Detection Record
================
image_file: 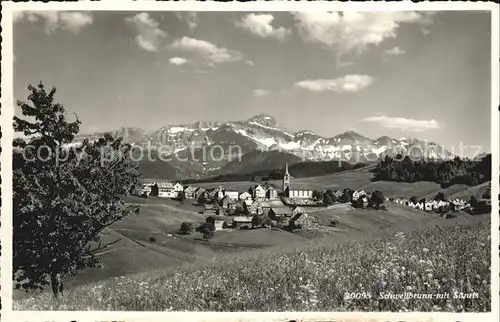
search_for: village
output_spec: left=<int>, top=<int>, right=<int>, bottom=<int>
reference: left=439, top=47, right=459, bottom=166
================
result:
left=135, top=163, right=488, bottom=235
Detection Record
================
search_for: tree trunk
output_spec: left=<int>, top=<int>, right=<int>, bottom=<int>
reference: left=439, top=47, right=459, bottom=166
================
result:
left=51, top=272, right=63, bottom=298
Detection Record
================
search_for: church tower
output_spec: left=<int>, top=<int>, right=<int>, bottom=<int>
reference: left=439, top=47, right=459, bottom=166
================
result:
left=283, top=162, right=291, bottom=196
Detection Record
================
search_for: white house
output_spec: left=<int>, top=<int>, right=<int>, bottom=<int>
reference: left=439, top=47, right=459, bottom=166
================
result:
left=250, top=185, right=266, bottom=200
left=239, top=192, right=252, bottom=200
left=208, top=188, right=225, bottom=201
left=183, top=186, right=197, bottom=199
left=266, top=187, right=278, bottom=200
left=173, top=182, right=184, bottom=192
left=224, top=190, right=239, bottom=200
left=141, top=184, right=152, bottom=196
left=158, top=182, right=178, bottom=198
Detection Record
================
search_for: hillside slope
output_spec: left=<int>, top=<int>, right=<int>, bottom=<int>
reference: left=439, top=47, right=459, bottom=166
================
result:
left=16, top=218, right=490, bottom=311
left=214, top=150, right=302, bottom=175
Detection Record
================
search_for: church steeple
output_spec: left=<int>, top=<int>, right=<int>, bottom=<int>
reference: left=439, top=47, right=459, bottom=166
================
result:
left=283, top=162, right=291, bottom=196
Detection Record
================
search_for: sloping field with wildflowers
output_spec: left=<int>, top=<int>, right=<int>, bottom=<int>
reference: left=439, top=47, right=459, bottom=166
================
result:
left=16, top=220, right=490, bottom=312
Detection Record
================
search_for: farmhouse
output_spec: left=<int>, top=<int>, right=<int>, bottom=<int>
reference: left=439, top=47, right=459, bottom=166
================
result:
left=232, top=215, right=253, bottom=228
left=194, top=187, right=207, bottom=200
left=183, top=186, right=196, bottom=199
left=248, top=201, right=264, bottom=215
left=220, top=195, right=235, bottom=209
left=239, top=191, right=252, bottom=200
left=208, top=188, right=224, bottom=201
left=258, top=201, right=272, bottom=215
left=249, top=184, right=266, bottom=200
left=334, top=190, right=344, bottom=198
left=266, top=187, right=278, bottom=200
left=352, top=190, right=367, bottom=200
left=158, top=182, right=178, bottom=198
left=211, top=216, right=229, bottom=231
left=268, top=207, right=292, bottom=219
left=140, top=184, right=152, bottom=196
left=224, top=190, right=239, bottom=200
left=291, top=213, right=319, bottom=230
left=173, top=182, right=184, bottom=192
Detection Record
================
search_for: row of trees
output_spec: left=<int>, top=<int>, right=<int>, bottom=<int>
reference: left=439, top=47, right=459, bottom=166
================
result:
left=372, top=155, right=491, bottom=187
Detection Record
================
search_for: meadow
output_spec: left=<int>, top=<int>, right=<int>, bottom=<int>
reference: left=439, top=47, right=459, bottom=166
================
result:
left=15, top=220, right=490, bottom=312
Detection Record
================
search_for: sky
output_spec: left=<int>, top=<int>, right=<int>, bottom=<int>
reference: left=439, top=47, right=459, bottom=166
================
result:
left=13, top=10, right=492, bottom=154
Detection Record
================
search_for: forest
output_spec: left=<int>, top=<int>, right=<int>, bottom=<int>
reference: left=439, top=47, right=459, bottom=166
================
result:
left=371, top=154, right=491, bottom=187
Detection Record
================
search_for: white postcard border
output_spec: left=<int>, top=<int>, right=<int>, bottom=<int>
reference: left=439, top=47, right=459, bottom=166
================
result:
left=1, top=1, right=498, bottom=322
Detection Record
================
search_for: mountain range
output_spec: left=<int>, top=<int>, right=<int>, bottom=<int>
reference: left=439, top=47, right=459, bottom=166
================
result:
left=74, top=114, right=455, bottom=179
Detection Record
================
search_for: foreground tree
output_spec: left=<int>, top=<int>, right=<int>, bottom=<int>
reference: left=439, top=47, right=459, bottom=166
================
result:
left=13, top=83, right=140, bottom=297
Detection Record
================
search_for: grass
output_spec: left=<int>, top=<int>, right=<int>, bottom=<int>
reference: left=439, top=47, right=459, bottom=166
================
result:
left=15, top=220, right=490, bottom=312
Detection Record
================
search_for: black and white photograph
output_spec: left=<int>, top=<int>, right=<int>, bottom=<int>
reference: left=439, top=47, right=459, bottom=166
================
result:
left=1, top=1, right=499, bottom=320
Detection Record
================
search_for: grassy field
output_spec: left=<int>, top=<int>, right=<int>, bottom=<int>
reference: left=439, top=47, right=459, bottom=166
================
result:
left=448, top=182, right=491, bottom=200
left=14, top=190, right=489, bottom=295
left=13, top=168, right=492, bottom=308
left=15, top=219, right=490, bottom=312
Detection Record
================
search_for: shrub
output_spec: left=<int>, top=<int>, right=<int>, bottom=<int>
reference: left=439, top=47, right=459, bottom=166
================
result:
left=251, top=215, right=263, bottom=228
left=206, top=216, right=215, bottom=226
left=434, top=192, right=445, bottom=201
left=351, top=198, right=364, bottom=209
left=180, top=222, right=194, bottom=235
left=312, top=190, right=323, bottom=201
left=201, top=223, right=215, bottom=240
left=340, top=192, right=352, bottom=203
left=149, top=184, right=159, bottom=197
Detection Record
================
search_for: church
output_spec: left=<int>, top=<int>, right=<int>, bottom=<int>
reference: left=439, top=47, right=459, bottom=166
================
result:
left=282, top=163, right=313, bottom=199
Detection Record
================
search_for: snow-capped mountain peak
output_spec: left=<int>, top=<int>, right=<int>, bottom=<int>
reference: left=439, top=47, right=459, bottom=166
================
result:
left=74, top=115, right=454, bottom=164
left=245, top=114, right=278, bottom=128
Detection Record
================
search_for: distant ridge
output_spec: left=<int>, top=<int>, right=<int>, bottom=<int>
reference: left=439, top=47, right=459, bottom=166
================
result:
left=73, top=114, right=456, bottom=179
left=75, top=114, right=454, bottom=161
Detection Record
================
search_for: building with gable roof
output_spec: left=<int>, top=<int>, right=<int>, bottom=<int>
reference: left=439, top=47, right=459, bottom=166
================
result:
left=249, top=184, right=266, bottom=200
